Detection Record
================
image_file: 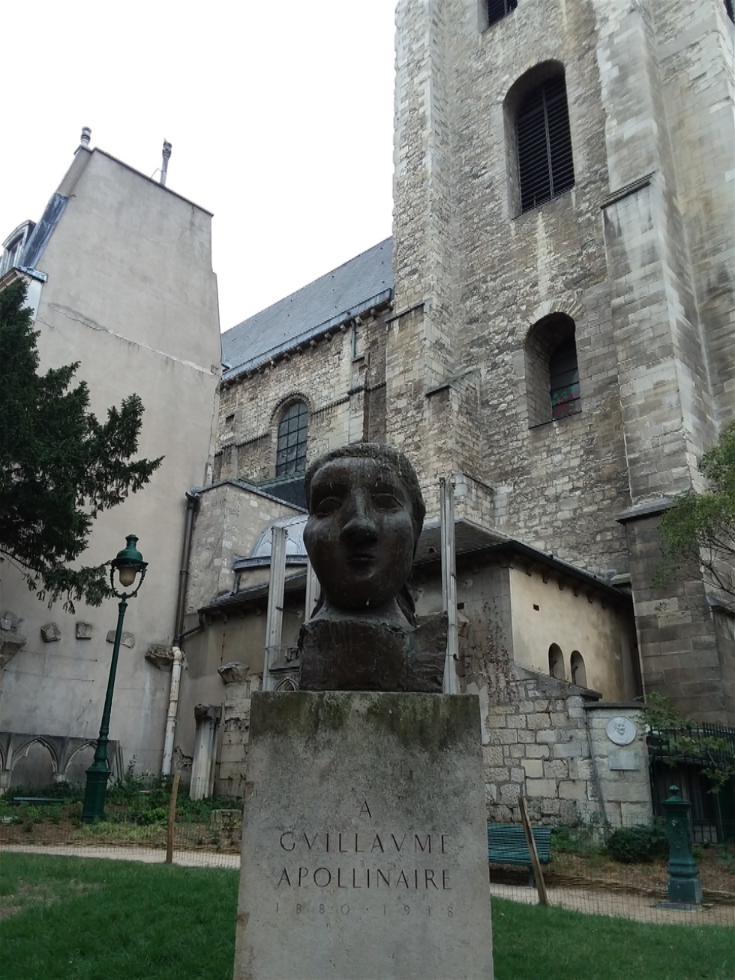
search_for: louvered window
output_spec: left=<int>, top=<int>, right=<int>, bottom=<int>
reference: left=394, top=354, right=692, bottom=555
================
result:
left=486, top=0, right=517, bottom=28
left=549, top=340, right=580, bottom=419
left=516, top=76, right=575, bottom=213
left=276, top=401, right=309, bottom=476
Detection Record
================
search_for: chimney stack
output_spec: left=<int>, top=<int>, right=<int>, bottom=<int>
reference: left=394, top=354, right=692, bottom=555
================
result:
left=160, top=140, right=172, bottom=186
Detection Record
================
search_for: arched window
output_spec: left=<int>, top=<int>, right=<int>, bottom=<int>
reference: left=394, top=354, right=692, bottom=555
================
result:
left=485, top=0, right=517, bottom=29
left=550, top=339, right=580, bottom=419
left=275, top=678, right=298, bottom=692
left=548, top=643, right=565, bottom=680
left=525, top=313, right=580, bottom=426
left=516, top=74, right=574, bottom=213
left=570, top=651, right=587, bottom=687
left=276, top=401, right=308, bottom=476
left=726, top=0, right=734, bottom=24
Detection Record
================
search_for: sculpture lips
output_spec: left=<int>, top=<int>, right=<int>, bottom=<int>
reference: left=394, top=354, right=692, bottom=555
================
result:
left=348, top=553, right=375, bottom=563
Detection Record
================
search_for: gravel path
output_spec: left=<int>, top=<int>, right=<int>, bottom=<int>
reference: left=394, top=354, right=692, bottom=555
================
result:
left=3, top=843, right=734, bottom=927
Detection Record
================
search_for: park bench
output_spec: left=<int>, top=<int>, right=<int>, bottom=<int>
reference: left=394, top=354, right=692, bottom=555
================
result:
left=9, top=797, right=70, bottom=806
left=487, top=823, right=552, bottom=885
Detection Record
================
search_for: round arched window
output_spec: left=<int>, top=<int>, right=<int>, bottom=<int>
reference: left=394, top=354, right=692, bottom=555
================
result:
left=570, top=650, right=587, bottom=688
left=548, top=643, right=565, bottom=680
left=276, top=401, right=308, bottom=476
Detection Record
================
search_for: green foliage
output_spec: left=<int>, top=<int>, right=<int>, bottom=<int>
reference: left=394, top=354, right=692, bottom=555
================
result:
left=0, top=280, right=162, bottom=611
left=645, top=693, right=735, bottom=792
left=550, top=820, right=607, bottom=857
left=655, top=420, right=735, bottom=597
left=606, top=822, right=668, bottom=864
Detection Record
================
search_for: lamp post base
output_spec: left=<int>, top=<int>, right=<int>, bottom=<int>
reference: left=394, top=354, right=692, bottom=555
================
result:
left=82, top=762, right=111, bottom=823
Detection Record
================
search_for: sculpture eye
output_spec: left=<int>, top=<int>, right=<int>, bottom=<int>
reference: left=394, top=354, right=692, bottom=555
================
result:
left=372, top=492, right=402, bottom=511
left=313, top=495, right=341, bottom=517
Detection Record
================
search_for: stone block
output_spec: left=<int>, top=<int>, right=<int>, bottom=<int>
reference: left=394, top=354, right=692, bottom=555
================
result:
left=558, top=781, right=587, bottom=801
left=521, top=759, right=543, bottom=778
left=76, top=622, right=93, bottom=640
left=500, top=782, right=522, bottom=805
left=483, top=746, right=504, bottom=767
left=235, top=692, right=494, bottom=980
left=536, top=730, right=558, bottom=744
left=526, top=713, right=552, bottom=730
left=543, top=759, right=569, bottom=779
left=525, top=778, right=557, bottom=798
left=552, top=742, right=584, bottom=759
left=41, top=623, right=61, bottom=643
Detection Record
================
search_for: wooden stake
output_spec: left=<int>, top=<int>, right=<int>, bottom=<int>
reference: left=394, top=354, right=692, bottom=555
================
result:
left=519, top=795, right=549, bottom=906
left=165, top=771, right=181, bottom=865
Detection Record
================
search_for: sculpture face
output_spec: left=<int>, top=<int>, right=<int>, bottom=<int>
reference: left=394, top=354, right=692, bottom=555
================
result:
left=303, top=455, right=416, bottom=612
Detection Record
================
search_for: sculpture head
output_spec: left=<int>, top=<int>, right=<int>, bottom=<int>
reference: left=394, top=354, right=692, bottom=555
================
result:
left=303, top=443, right=425, bottom=616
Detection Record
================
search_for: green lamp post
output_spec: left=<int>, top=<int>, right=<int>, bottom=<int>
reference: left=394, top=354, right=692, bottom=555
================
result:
left=662, top=785, right=702, bottom=905
left=82, top=535, right=147, bottom=823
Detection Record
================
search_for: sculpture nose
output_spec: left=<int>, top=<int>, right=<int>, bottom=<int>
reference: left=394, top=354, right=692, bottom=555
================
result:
left=341, top=494, right=378, bottom=545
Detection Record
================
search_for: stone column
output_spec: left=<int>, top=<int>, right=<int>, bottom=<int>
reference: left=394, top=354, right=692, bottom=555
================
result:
left=189, top=704, right=221, bottom=801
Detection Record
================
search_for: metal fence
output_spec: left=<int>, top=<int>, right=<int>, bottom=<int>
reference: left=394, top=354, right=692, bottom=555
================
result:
left=648, top=724, right=735, bottom=844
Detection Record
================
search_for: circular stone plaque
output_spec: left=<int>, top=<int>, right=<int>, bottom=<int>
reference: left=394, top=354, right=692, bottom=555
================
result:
left=606, top=716, right=637, bottom=746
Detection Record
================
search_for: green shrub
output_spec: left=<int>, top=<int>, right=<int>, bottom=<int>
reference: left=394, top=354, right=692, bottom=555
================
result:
left=606, top=822, right=668, bottom=864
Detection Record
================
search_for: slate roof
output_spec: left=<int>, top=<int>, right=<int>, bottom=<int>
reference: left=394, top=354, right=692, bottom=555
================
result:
left=221, top=238, right=393, bottom=382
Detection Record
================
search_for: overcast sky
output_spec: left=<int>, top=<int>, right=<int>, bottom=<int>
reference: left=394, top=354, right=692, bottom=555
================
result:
left=1, top=1, right=396, bottom=332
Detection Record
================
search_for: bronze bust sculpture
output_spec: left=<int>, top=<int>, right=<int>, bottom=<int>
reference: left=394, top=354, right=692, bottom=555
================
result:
left=298, top=443, right=446, bottom=692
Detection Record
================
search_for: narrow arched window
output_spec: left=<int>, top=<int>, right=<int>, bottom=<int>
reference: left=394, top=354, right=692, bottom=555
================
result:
left=485, top=0, right=517, bottom=28
left=726, top=0, right=734, bottom=24
left=570, top=651, right=587, bottom=687
left=276, top=401, right=308, bottom=476
left=549, top=339, right=580, bottom=419
left=548, top=643, right=565, bottom=680
left=525, top=313, right=581, bottom=426
left=516, top=75, right=574, bottom=213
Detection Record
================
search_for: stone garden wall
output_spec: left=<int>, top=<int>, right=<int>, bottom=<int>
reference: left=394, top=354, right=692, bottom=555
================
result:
left=484, top=666, right=651, bottom=828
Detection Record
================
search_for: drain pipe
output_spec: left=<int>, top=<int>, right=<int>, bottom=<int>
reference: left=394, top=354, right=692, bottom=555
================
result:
left=162, top=490, right=200, bottom=775
left=175, top=490, right=200, bottom=646
left=162, top=646, right=183, bottom=776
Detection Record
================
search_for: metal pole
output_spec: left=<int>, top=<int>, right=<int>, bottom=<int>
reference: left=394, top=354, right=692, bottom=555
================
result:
left=263, top=526, right=288, bottom=692
left=82, top=596, right=128, bottom=822
left=440, top=475, right=459, bottom=694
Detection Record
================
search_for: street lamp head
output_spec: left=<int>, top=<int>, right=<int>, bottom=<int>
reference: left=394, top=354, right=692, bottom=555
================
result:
left=111, top=534, right=147, bottom=596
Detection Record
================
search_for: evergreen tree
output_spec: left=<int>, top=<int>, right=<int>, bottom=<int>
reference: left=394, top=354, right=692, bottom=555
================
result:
left=0, top=280, right=162, bottom=610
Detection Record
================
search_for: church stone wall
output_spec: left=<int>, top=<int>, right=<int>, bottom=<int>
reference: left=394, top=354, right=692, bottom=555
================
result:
left=391, top=0, right=734, bottom=722
left=216, top=314, right=388, bottom=485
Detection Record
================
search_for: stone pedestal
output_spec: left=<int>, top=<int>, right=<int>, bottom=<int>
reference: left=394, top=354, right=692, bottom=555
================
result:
left=235, top=692, right=494, bottom=980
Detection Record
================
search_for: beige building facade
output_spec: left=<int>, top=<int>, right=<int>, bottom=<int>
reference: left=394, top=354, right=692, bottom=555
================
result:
left=0, top=139, right=221, bottom=785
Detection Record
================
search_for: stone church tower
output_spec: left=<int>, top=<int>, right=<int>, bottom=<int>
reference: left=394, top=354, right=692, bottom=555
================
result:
left=388, top=0, right=734, bottom=722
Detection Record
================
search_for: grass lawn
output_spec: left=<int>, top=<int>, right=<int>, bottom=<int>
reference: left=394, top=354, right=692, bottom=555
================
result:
left=0, top=853, right=733, bottom=980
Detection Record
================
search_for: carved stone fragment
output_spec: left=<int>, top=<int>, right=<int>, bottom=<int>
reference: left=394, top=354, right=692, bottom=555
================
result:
left=218, top=661, right=250, bottom=685
left=145, top=644, right=174, bottom=669
left=41, top=623, right=61, bottom=643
